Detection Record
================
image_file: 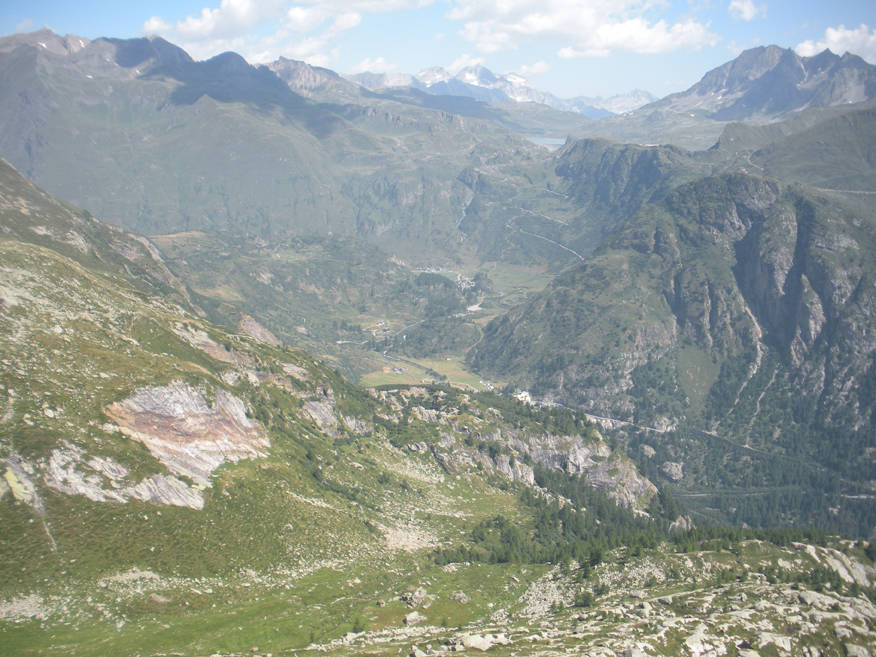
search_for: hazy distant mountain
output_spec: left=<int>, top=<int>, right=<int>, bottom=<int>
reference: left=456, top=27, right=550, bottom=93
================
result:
left=0, top=26, right=89, bottom=55
left=647, top=45, right=876, bottom=120
left=571, top=89, right=656, bottom=115
left=0, top=28, right=551, bottom=257
left=347, top=64, right=653, bottom=118
left=267, top=56, right=363, bottom=102
left=346, top=69, right=423, bottom=90
left=570, top=45, right=876, bottom=149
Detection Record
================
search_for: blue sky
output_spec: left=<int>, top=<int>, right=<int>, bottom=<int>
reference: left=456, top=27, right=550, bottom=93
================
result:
left=2, top=1, right=875, bottom=98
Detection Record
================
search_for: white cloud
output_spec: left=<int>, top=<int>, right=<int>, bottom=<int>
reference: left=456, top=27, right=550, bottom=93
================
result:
left=796, top=24, right=876, bottom=64
left=351, top=56, right=396, bottom=73
left=447, top=0, right=718, bottom=56
left=143, top=16, right=172, bottom=33
left=15, top=18, right=34, bottom=33
left=142, top=1, right=427, bottom=66
left=286, top=6, right=329, bottom=32
left=728, top=0, right=766, bottom=22
left=447, top=53, right=485, bottom=74
left=175, top=0, right=272, bottom=40
left=332, top=12, right=362, bottom=31
left=557, top=18, right=717, bottom=58
left=519, top=60, right=550, bottom=75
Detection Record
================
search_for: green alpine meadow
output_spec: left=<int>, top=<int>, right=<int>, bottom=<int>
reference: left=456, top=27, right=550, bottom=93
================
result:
left=0, top=25, right=874, bottom=657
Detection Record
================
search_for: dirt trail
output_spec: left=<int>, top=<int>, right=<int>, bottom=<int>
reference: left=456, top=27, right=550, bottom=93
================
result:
left=517, top=227, right=585, bottom=261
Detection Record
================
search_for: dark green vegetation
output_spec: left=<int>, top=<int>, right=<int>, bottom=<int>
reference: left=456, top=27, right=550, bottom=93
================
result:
left=434, top=468, right=664, bottom=566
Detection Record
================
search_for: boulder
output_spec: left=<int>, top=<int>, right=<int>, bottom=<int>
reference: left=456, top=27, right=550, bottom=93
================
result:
left=402, top=587, right=428, bottom=607
left=404, top=611, right=425, bottom=626
left=460, top=634, right=493, bottom=651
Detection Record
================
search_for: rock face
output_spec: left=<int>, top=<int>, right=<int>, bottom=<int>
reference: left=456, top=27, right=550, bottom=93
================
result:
left=525, top=434, right=656, bottom=508
left=268, top=56, right=357, bottom=98
left=651, top=45, right=876, bottom=120
left=469, top=172, right=873, bottom=460
left=660, top=461, right=684, bottom=482
left=238, top=314, right=281, bottom=346
left=3, top=454, right=45, bottom=514
left=433, top=430, right=655, bottom=510
left=42, top=442, right=205, bottom=509
left=373, top=388, right=656, bottom=511
left=105, top=382, right=269, bottom=487
left=493, top=453, right=536, bottom=485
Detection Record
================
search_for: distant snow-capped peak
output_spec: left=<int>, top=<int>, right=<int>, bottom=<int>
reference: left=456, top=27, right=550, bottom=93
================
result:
left=346, top=62, right=655, bottom=116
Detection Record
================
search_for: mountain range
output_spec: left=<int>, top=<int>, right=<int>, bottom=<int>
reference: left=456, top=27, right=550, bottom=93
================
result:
left=590, top=45, right=876, bottom=148
left=1, top=27, right=875, bottom=657
left=659, top=45, right=876, bottom=120
left=347, top=64, right=655, bottom=117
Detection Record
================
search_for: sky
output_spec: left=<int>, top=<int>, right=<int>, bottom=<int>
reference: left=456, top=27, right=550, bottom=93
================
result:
left=2, top=1, right=875, bottom=98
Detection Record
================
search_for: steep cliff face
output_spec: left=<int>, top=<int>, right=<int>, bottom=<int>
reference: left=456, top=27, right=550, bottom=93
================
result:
left=370, top=387, right=657, bottom=510
left=470, top=173, right=874, bottom=481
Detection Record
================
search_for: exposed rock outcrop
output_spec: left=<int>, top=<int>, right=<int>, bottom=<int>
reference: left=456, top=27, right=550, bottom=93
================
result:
left=43, top=441, right=205, bottom=509
left=3, top=453, right=45, bottom=514
left=238, top=314, right=281, bottom=346
left=660, top=461, right=684, bottom=482
left=105, top=381, right=269, bottom=487
left=524, top=434, right=656, bottom=508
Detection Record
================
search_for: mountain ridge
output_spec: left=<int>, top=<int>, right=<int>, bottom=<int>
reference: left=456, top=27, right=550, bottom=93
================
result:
left=347, top=63, right=654, bottom=117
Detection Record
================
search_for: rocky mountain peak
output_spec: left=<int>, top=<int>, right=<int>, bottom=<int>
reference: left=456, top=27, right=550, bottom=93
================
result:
left=268, top=56, right=341, bottom=89
left=0, top=28, right=89, bottom=56
left=456, top=64, right=499, bottom=86
left=101, top=35, right=194, bottom=73
left=416, top=65, right=451, bottom=85
left=649, top=44, right=876, bottom=120
left=202, top=50, right=251, bottom=75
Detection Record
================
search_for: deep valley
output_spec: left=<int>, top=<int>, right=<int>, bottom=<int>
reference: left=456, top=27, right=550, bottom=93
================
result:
left=1, top=26, right=874, bottom=657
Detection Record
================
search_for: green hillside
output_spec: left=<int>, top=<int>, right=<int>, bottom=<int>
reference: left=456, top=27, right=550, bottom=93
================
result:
left=1, top=156, right=873, bottom=657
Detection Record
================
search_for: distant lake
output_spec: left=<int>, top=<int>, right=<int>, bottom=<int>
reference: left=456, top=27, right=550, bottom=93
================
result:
left=524, top=136, right=567, bottom=150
